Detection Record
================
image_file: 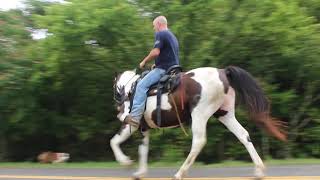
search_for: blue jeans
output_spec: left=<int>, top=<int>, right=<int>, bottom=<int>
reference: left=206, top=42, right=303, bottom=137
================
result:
left=130, top=68, right=166, bottom=121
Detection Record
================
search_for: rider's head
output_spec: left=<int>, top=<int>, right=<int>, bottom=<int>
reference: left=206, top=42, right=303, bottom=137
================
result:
left=153, top=16, right=168, bottom=32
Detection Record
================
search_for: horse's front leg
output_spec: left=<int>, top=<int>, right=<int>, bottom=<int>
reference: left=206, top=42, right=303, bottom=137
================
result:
left=110, top=124, right=138, bottom=166
left=133, top=130, right=150, bottom=179
left=174, top=106, right=212, bottom=180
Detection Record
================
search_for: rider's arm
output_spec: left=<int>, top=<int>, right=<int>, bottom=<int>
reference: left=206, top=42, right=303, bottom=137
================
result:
left=141, top=48, right=160, bottom=64
left=140, top=32, right=162, bottom=68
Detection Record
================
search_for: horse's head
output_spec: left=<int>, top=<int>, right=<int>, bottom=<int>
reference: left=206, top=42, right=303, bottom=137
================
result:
left=113, top=72, right=126, bottom=106
left=113, top=70, right=140, bottom=121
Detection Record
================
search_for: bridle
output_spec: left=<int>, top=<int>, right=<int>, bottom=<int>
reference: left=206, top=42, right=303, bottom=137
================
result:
left=113, top=73, right=138, bottom=106
left=113, top=84, right=125, bottom=105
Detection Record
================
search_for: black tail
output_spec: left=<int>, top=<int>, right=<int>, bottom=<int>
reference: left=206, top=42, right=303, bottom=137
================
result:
left=225, top=66, right=287, bottom=141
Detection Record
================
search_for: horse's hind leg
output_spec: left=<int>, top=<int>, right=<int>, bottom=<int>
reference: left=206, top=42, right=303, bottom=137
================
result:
left=133, top=130, right=150, bottom=179
left=218, top=88, right=265, bottom=179
left=219, top=112, right=265, bottom=178
left=110, top=124, right=138, bottom=166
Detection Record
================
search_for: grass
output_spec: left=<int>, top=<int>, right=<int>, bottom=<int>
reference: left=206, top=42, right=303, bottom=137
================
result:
left=0, top=159, right=318, bottom=169
left=0, top=162, right=120, bottom=168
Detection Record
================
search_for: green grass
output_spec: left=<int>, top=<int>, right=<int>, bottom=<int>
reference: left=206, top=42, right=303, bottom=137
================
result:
left=0, top=162, right=121, bottom=168
left=264, top=158, right=320, bottom=166
left=0, top=159, right=318, bottom=169
left=149, top=158, right=320, bottom=168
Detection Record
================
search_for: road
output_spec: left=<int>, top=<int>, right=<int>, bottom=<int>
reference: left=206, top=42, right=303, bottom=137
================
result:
left=0, top=165, right=319, bottom=180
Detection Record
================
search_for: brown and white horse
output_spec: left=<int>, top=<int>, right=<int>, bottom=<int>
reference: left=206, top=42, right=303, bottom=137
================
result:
left=110, top=66, right=286, bottom=180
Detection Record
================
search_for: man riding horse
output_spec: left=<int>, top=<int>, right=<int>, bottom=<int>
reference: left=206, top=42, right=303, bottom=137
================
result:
left=111, top=15, right=287, bottom=180
left=124, top=15, right=180, bottom=128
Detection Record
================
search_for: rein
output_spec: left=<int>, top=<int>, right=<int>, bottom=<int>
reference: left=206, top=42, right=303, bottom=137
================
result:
left=114, top=74, right=139, bottom=105
left=123, top=74, right=139, bottom=89
left=169, top=90, right=189, bottom=137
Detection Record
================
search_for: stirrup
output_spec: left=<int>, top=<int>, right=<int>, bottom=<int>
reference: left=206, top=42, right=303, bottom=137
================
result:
left=124, top=115, right=140, bottom=128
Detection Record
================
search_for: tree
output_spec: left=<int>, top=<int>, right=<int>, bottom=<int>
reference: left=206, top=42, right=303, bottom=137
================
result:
left=0, top=0, right=319, bottom=162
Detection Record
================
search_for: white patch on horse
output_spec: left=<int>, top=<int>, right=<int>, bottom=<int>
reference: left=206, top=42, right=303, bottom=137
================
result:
left=117, top=71, right=140, bottom=95
left=117, top=101, right=131, bottom=122
left=189, top=67, right=225, bottom=110
left=144, top=93, right=172, bottom=128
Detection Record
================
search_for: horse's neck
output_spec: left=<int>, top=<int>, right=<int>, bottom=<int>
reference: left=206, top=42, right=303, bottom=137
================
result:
left=124, top=74, right=140, bottom=93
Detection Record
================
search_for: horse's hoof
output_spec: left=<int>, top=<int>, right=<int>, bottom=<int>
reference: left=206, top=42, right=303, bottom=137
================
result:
left=254, top=165, right=265, bottom=179
left=254, top=178, right=264, bottom=180
left=133, top=177, right=141, bottom=180
left=173, top=172, right=184, bottom=180
left=120, top=159, right=134, bottom=167
left=172, top=176, right=183, bottom=180
left=133, top=170, right=146, bottom=179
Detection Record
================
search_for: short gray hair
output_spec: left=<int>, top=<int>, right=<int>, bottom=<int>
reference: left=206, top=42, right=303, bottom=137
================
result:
left=155, top=16, right=167, bottom=25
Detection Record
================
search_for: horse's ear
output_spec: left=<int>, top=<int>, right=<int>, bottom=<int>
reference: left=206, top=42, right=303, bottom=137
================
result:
left=133, top=68, right=137, bottom=74
left=134, top=67, right=143, bottom=74
left=114, top=71, right=119, bottom=83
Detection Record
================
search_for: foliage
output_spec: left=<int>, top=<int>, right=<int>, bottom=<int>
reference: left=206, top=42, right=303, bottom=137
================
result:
left=0, top=0, right=319, bottom=162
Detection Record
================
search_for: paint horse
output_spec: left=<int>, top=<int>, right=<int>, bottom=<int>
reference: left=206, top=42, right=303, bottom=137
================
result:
left=110, top=66, right=286, bottom=180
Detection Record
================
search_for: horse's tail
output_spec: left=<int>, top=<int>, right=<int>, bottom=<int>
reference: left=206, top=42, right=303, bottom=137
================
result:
left=225, top=66, right=287, bottom=141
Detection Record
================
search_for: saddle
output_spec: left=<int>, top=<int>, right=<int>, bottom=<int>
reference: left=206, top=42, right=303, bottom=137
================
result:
left=129, top=65, right=183, bottom=127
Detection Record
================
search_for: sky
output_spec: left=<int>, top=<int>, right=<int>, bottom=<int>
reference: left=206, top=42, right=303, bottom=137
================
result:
left=0, top=0, right=24, bottom=10
left=0, top=0, right=66, bottom=10
left=0, top=0, right=65, bottom=39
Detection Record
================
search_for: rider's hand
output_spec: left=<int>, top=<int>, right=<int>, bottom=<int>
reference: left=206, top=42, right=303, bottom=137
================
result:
left=139, top=61, right=146, bottom=69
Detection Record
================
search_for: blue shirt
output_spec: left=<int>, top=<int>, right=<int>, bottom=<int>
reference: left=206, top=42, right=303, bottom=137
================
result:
left=153, top=30, right=179, bottom=70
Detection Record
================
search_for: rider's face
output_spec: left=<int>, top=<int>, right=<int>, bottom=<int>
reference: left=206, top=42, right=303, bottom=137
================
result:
left=153, top=21, right=159, bottom=32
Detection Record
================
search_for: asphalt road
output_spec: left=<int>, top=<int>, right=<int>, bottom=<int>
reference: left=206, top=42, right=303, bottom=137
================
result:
left=0, top=165, right=320, bottom=180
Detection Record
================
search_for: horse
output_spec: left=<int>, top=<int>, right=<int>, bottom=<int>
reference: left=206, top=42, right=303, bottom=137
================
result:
left=110, top=66, right=286, bottom=180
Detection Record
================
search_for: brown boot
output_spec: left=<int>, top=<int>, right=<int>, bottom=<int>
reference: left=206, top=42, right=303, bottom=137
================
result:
left=124, top=115, right=140, bottom=128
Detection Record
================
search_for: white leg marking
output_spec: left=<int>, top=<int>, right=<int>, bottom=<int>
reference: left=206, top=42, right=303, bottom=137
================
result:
left=219, top=88, right=265, bottom=178
left=133, top=131, right=150, bottom=178
left=174, top=104, right=220, bottom=179
left=219, top=111, right=265, bottom=178
left=110, top=124, right=137, bottom=166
